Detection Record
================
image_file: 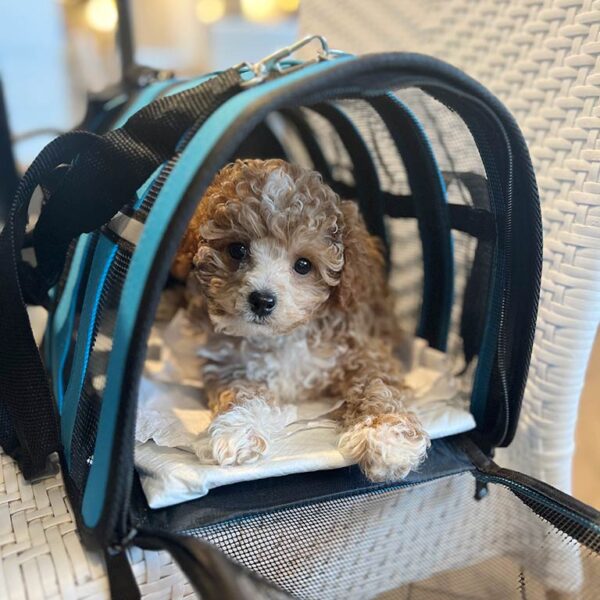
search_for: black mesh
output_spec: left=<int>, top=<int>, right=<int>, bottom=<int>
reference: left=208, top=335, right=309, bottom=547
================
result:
left=69, top=246, right=132, bottom=492
left=334, top=99, right=411, bottom=196
left=396, top=88, right=488, bottom=195
left=302, top=108, right=355, bottom=187
left=187, top=473, right=600, bottom=600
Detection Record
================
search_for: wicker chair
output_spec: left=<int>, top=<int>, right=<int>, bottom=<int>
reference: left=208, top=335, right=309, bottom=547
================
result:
left=1, top=1, right=599, bottom=597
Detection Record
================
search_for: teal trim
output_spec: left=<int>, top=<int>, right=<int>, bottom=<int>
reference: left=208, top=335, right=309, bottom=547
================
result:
left=50, top=235, right=92, bottom=406
left=104, top=93, right=128, bottom=112
left=45, top=79, right=186, bottom=424
left=62, top=238, right=118, bottom=467
left=82, top=56, right=355, bottom=527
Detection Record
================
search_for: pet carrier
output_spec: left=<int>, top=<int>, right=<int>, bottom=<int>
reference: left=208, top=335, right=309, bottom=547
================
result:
left=0, top=36, right=598, bottom=599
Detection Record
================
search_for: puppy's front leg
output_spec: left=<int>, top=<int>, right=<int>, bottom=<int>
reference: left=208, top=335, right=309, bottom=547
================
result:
left=334, top=347, right=430, bottom=482
left=207, top=382, right=291, bottom=466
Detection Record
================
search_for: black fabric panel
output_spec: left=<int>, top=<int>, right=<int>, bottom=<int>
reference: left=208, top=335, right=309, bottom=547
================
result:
left=131, top=438, right=474, bottom=531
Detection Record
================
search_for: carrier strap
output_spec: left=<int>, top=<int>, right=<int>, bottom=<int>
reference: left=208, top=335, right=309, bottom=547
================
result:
left=0, top=70, right=242, bottom=479
left=450, top=171, right=494, bottom=364
left=33, top=69, right=242, bottom=290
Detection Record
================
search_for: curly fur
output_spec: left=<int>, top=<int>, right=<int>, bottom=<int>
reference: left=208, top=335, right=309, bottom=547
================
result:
left=172, top=159, right=429, bottom=480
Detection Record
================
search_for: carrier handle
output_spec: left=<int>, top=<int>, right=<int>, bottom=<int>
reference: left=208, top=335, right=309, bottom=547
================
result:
left=0, top=70, right=242, bottom=479
left=32, top=69, right=242, bottom=292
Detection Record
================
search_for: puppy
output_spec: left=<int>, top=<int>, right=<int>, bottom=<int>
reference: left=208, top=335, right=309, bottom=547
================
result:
left=171, top=158, right=429, bottom=481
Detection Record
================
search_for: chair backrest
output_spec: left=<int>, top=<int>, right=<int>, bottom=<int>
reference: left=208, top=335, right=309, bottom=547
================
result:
left=299, top=0, right=600, bottom=492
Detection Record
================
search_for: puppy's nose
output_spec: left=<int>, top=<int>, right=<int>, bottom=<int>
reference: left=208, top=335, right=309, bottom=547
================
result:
left=248, top=290, right=277, bottom=317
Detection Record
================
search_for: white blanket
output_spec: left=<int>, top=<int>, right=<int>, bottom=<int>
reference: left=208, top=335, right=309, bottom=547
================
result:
left=135, top=311, right=476, bottom=509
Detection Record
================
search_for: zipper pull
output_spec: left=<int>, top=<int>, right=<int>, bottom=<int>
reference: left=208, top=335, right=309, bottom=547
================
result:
left=474, top=479, right=489, bottom=501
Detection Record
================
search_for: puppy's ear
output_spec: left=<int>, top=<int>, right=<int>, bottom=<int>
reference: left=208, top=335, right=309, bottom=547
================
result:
left=171, top=225, right=200, bottom=282
left=335, top=200, right=386, bottom=311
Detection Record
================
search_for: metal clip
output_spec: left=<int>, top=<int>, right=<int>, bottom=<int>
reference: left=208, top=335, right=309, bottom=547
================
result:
left=237, top=35, right=344, bottom=86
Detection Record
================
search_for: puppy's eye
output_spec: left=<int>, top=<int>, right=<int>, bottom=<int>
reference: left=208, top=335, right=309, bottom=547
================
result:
left=294, top=257, right=312, bottom=275
left=228, top=242, right=248, bottom=261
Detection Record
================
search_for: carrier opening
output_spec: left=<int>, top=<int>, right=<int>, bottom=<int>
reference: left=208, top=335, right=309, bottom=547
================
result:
left=114, top=92, right=497, bottom=514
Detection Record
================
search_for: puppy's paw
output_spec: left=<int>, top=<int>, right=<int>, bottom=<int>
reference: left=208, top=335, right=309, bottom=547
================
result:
left=338, top=413, right=430, bottom=482
left=209, top=399, right=296, bottom=466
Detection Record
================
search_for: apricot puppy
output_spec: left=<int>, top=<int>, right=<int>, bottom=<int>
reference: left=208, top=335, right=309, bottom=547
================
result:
left=172, top=158, right=429, bottom=481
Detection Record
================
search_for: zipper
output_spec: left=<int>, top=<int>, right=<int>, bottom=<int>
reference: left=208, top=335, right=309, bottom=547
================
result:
left=477, top=472, right=600, bottom=534
left=459, top=108, right=514, bottom=445
left=459, top=437, right=600, bottom=543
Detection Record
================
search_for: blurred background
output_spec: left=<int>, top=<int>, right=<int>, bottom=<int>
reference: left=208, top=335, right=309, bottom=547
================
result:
left=0, top=0, right=299, bottom=168
left=0, top=0, right=597, bottom=510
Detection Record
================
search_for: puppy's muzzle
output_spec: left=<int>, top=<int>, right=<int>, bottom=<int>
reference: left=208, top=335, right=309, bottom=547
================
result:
left=248, top=290, right=277, bottom=318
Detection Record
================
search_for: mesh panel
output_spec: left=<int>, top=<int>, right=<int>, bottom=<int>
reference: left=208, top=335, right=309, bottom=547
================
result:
left=188, top=473, right=600, bottom=600
left=396, top=88, right=488, bottom=195
left=334, top=99, right=411, bottom=195
left=70, top=246, right=131, bottom=491
left=302, top=109, right=355, bottom=186
left=393, top=89, right=489, bottom=361
left=302, top=93, right=491, bottom=360
left=334, top=99, right=424, bottom=333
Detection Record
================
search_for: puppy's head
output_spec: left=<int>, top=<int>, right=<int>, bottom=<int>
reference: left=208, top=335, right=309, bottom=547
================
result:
left=172, top=158, right=384, bottom=337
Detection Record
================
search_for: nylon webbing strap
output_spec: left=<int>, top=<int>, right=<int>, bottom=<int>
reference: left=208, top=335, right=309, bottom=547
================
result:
left=0, top=132, right=96, bottom=479
left=452, top=171, right=494, bottom=364
left=309, top=102, right=390, bottom=265
left=33, top=69, right=242, bottom=288
left=0, top=70, right=241, bottom=479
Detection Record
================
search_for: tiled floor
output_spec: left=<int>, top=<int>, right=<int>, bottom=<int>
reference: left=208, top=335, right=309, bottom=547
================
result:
left=573, top=331, right=600, bottom=509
